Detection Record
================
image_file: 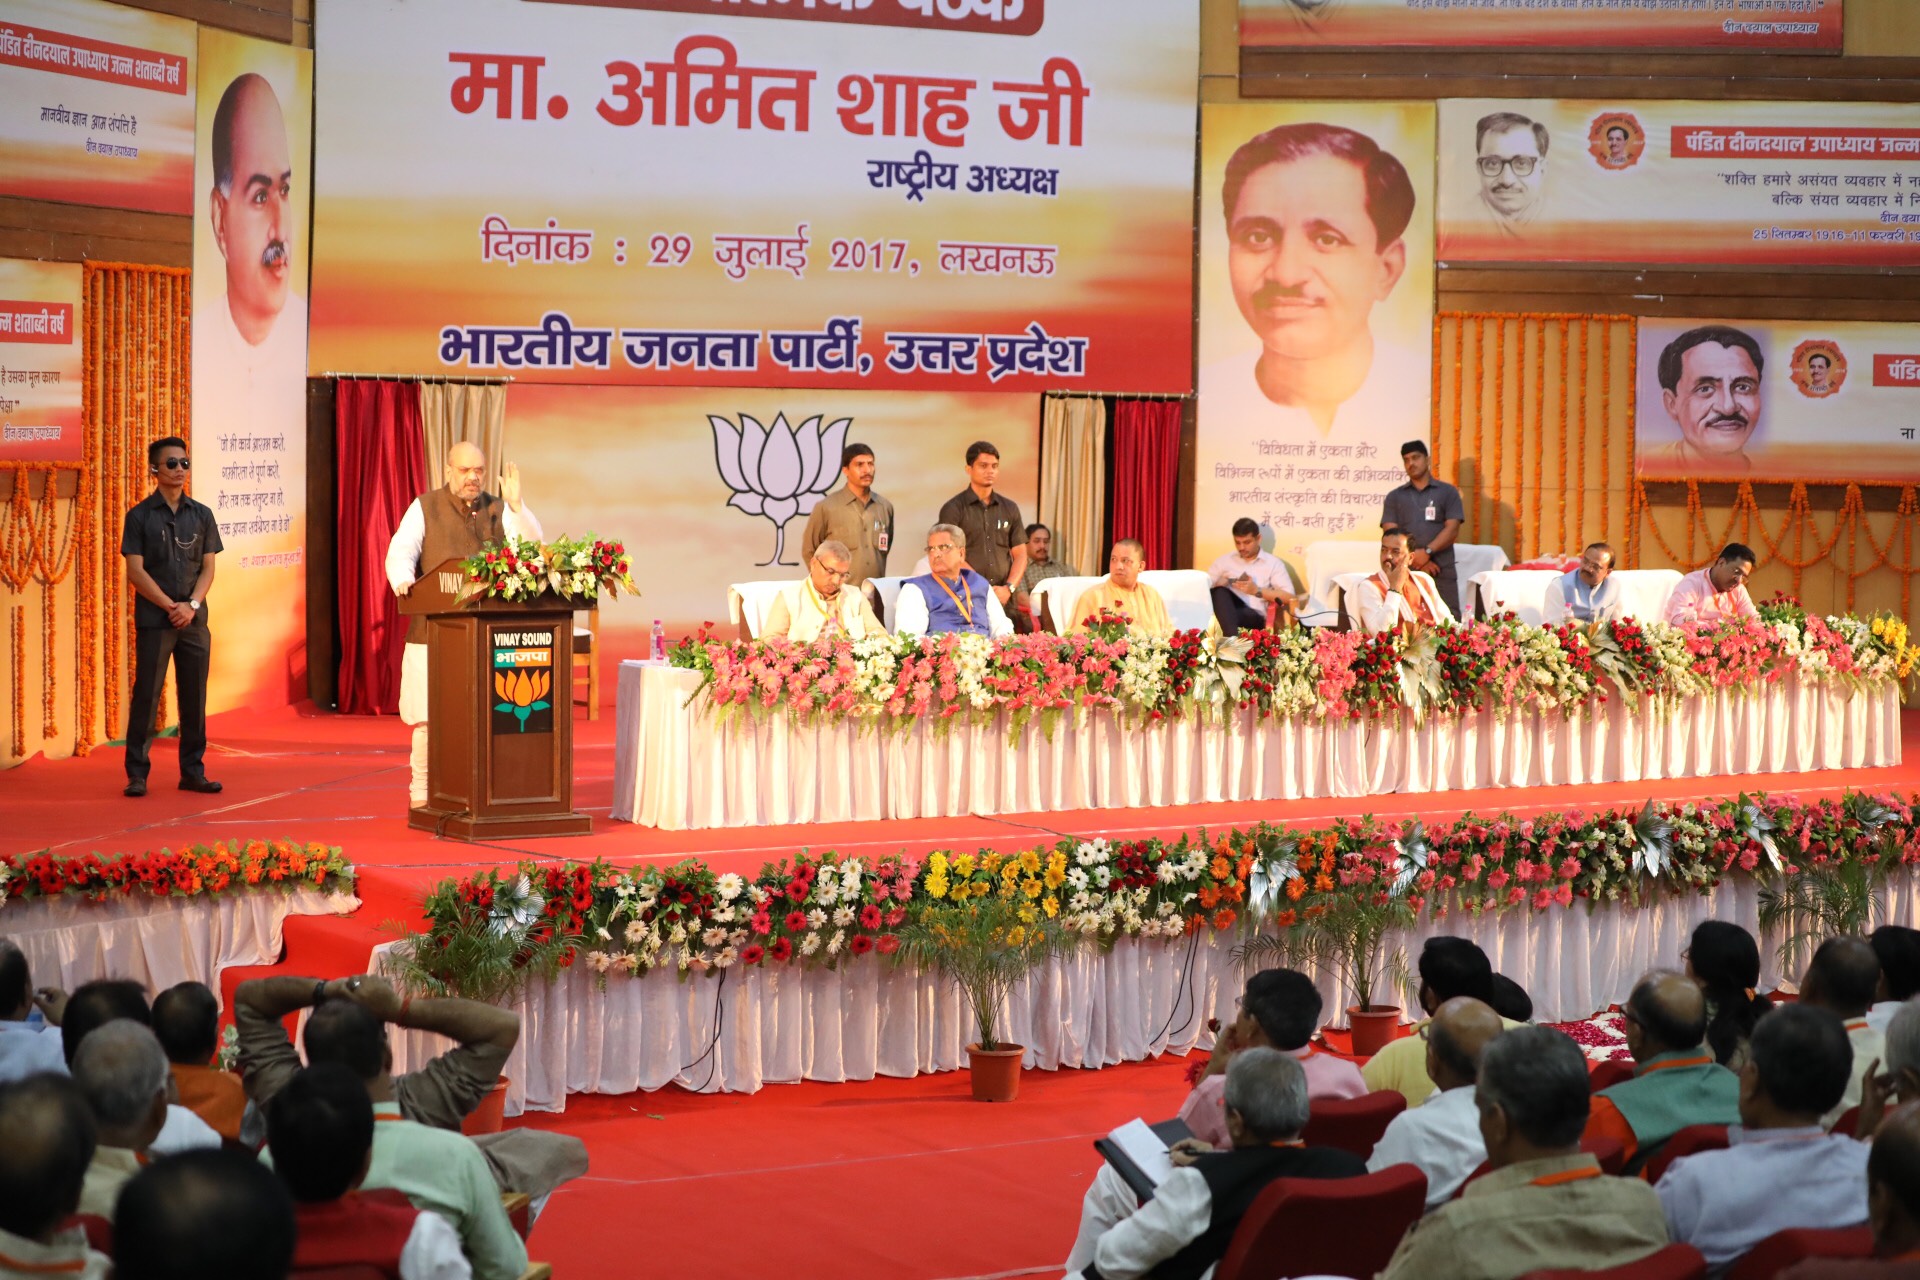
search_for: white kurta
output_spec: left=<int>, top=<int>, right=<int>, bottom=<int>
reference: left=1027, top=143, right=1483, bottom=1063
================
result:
left=1349, top=570, right=1454, bottom=634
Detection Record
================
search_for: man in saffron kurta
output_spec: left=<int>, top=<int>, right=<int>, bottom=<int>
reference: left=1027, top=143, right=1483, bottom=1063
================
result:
left=895, top=523, right=1014, bottom=638
left=761, top=541, right=884, bottom=643
left=1068, top=539, right=1173, bottom=639
left=1585, top=970, right=1741, bottom=1169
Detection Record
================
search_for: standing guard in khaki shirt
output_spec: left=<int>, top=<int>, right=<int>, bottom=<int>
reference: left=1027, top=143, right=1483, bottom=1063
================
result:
left=800, top=442, right=894, bottom=587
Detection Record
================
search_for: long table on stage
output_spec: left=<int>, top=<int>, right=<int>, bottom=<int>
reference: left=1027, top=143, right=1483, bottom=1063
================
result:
left=611, top=661, right=1902, bottom=831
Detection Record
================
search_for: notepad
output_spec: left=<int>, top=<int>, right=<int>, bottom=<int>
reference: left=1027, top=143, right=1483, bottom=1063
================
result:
left=1093, top=1116, right=1196, bottom=1202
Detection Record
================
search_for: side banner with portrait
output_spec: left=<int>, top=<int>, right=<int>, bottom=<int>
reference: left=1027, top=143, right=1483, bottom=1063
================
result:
left=190, top=28, right=312, bottom=713
left=1635, top=319, right=1920, bottom=484
left=1196, top=102, right=1436, bottom=578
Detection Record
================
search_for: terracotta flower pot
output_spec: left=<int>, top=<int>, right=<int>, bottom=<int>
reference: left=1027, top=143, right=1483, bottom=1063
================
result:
left=1346, top=1006, right=1403, bottom=1060
left=461, top=1076, right=510, bottom=1135
left=966, top=1043, right=1025, bottom=1102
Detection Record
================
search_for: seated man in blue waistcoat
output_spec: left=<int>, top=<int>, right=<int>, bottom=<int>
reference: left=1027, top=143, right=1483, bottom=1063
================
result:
left=895, top=522, right=1014, bottom=638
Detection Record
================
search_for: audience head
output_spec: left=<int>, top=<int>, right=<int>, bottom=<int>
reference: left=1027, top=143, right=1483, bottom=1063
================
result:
left=301, top=998, right=391, bottom=1085
left=1476, top=1026, right=1591, bottom=1169
left=1488, top=973, right=1533, bottom=1024
left=1801, top=935, right=1881, bottom=1019
left=1236, top=967, right=1324, bottom=1053
left=1425, top=997, right=1505, bottom=1092
left=1623, top=968, right=1709, bottom=1061
left=1873, top=926, right=1920, bottom=1005
left=1686, top=920, right=1772, bottom=1066
left=1223, top=1046, right=1310, bottom=1147
left=266, top=1063, right=374, bottom=1204
left=1026, top=523, right=1052, bottom=564
left=61, top=978, right=151, bottom=1067
left=0, top=1074, right=97, bottom=1244
left=0, top=940, right=28, bottom=1020
left=1740, top=1002, right=1853, bottom=1126
left=1417, top=937, right=1494, bottom=1015
left=114, top=1148, right=296, bottom=1280
left=1867, top=1101, right=1920, bottom=1257
left=1883, top=1000, right=1920, bottom=1101
left=71, top=1018, right=171, bottom=1150
left=151, top=981, right=221, bottom=1067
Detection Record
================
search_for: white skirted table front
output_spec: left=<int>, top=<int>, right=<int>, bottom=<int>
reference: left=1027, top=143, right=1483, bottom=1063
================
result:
left=611, top=661, right=1902, bottom=830
left=373, top=873, right=1920, bottom=1116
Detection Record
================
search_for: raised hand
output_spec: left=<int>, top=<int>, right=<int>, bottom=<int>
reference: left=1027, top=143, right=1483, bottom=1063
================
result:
left=500, top=461, right=523, bottom=512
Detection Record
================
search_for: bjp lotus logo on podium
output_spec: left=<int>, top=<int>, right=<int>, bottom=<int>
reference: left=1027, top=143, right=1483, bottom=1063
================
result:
left=491, top=631, right=555, bottom=734
left=708, top=412, right=851, bottom=566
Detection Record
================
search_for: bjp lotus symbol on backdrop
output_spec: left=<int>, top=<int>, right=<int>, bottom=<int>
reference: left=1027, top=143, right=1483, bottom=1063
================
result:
left=708, top=412, right=850, bottom=566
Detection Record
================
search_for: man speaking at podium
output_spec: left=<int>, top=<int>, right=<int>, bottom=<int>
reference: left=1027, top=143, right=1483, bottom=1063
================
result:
left=385, top=442, right=543, bottom=809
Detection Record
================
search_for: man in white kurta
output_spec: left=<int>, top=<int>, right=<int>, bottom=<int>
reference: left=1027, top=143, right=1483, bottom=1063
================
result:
left=1366, top=997, right=1503, bottom=1209
left=761, top=541, right=884, bottom=643
left=1349, top=529, right=1454, bottom=635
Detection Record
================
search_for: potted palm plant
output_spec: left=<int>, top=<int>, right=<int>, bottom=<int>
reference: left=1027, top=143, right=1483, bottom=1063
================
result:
left=896, top=895, right=1075, bottom=1101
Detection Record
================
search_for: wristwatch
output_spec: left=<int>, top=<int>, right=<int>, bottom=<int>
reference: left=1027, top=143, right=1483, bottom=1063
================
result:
left=188, top=599, right=201, bottom=612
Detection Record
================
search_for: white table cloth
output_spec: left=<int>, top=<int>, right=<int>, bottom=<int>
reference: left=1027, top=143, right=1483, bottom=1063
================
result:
left=375, top=871, right=1920, bottom=1115
left=612, top=660, right=1900, bottom=830
left=6, top=888, right=358, bottom=1005
left=1469, top=568, right=1682, bottom=625
left=1303, top=540, right=1509, bottom=626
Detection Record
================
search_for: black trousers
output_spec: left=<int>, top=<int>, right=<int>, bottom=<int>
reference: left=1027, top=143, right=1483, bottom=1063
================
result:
left=1210, top=586, right=1267, bottom=636
left=125, top=622, right=211, bottom=783
left=1431, top=566, right=1463, bottom=621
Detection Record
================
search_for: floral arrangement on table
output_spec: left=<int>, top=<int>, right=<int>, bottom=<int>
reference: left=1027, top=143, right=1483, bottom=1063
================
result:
left=1, top=839, right=355, bottom=907
left=392, top=790, right=1920, bottom=990
left=666, top=610, right=1913, bottom=734
left=458, top=534, right=638, bottom=606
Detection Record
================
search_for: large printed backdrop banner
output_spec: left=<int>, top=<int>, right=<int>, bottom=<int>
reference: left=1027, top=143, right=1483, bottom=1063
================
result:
left=1239, top=1, right=1840, bottom=51
left=1195, top=102, right=1436, bottom=571
left=0, top=259, right=82, bottom=463
left=1439, top=99, right=1920, bottom=268
left=190, top=27, right=312, bottom=714
left=0, top=0, right=197, bottom=215
left=508, top=385, right=1039, bottom=638
left=307, top=0, right=1198, bottom=393
left=1636, top=318, right=1920, bottom=485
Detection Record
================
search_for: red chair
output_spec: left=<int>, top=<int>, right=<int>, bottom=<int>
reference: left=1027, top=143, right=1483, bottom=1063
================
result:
left=1724, top=1226, right=1874, bottom=1280
left=1213, top=1164, right=1428, bottom=1280
left=1589, top=1060, right=1634, bottom=1092
left=1520, top=1242, right=1708, bottom=1280
left=1831, top=1106, right=1862, bottom=1137
left=1457, top=1135, right=1628, bottom=1196
left=1300, top=1091, right=1406, bottom=1160
left=1638, top=1123, right=1731, bottom=1185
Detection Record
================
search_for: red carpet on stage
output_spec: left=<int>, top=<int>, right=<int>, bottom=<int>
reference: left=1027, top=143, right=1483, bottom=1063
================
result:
left=8, top=701, right=1920, bottom=1277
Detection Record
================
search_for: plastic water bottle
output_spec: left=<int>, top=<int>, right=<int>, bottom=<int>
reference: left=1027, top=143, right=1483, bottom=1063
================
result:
left=651, top=619, right=667, bottom=661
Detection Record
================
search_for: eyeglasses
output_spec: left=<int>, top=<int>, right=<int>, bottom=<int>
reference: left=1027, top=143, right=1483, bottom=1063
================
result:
left=157, top=457, right=190, bottom=471
left=926, top=544, right=957, bottom=555
left=814, top=563, right=850, bottom=580
left=1477, top=155, right=1539, bottom=178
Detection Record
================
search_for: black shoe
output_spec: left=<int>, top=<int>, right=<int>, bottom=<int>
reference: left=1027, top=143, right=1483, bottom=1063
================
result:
left=178, top=777, right=223, bottom=794
left=124, top=780, right=147, bottom=797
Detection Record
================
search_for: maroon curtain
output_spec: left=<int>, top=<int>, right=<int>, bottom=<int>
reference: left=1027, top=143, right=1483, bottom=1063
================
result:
left=335, top=380, right=426, bottom=715
left=1111, top=399, right=1182, bottom=569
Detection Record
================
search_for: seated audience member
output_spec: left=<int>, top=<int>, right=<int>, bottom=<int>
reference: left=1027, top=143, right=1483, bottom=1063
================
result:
left=0, top=1074, right=109, bottom=1280
left=268, top=1063, right=470, bottom=1280
left=151, top=982, right=244, bottom=1142
left=236, top=972, right=585, bottom=1206
left=1800, top=935, right=1886, bottom=1126
left=1350, top=529, right=1454, bottom=635
left=1687, top=920, right=1773, bottom=1070
left=1069, top=539, right=1173, bottom=639
left=1207, top=518, right=1304, bottom=636
left=1856, top=999, right=1920, bottom=1141
left=1183, top=967, right=1368, bottom=1148
left=895, top=523, right=1014, bottom=638
left=761, top=540, right=885, bottom=643
left=1368, top=997, right=1504, bottom=1208
left=1064, top=1047, right=1367, bottom=1280
left=46, top=979, right=219, bottom=1155
left=1587, top=969, right=1742, bottom=1167
left=1664, top=542, right=1759, bottom=625
left=1488, top=974, right=1533, bottom=1024
left=71, top=1019, right=171, bottom=1218
left=1013, top=522, right=1072, bottom=629
left=113, top=1148, right=295, bottom=1280
left=1365, top=937, right=1504, bottom=1108
left=0, top=941, right=65, bottom=1084
left=1870, top=926, right=1920, bottom=1034
left=1540, top=542, right=1624, bottom=625
left=250, top=982, right=528, bottom=1280
left=1779, top=1102, right=1920, bottom=1278
left=1378, top=1026, right=1671, bottom=1279
left=1656, top=1004, right=1869, bottom=1273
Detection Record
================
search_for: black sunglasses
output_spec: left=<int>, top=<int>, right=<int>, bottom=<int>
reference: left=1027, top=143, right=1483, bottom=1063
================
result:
left=156, top=458, right=190, bottom=471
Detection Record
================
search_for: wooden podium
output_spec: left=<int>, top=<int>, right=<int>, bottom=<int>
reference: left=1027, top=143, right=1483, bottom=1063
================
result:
left=399, top=560, right=592, bottom=840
